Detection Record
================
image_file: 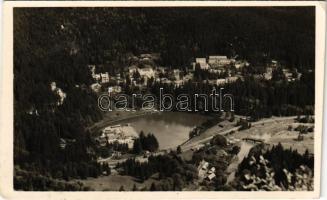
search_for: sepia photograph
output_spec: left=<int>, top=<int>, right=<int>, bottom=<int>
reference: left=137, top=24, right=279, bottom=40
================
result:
left=0, top=1, right=326, bottom=199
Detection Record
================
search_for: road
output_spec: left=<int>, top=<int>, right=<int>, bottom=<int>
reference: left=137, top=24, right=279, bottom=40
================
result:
left=180, top=116, right=296, bottom=152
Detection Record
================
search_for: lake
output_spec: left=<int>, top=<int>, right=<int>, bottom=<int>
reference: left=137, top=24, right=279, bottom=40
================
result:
left=126, top=112, right=211, bottom=150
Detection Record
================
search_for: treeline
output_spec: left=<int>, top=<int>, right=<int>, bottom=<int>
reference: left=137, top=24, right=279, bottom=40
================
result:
left=132, top=131, right=159, bottom=154
left=296, top=115, right=315, bottom=123
left=236, top=143, right=314, bottom=190
left=193, top=65, right=232, bottom=81
left=15, top=7, right=314, bottom=69
left=107, top=141, right=129, bottom=153
left=123, top=69, right=314, bottom=119
left=14, top=176, right=91, bottom=191
left=97, top=141, right=129, bottom=158
left=14, top=166, right=94, bottom=191
left=14, top=9, right=104, bottom=190
left=189, top=117, right=223, bottom=139
left=224, top=71, right=314, bottom=119
left=118, top=154, right=198, bottom=190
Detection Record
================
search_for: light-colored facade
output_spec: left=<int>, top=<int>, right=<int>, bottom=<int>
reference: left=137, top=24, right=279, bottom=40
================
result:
left=50, top=82, right=66, bottom=105
left=208, top=55, right=231, bottom=68
left=138, top=67, right=155, bottom=78
left=108, top=86, right=122, bottom=93
left=90, top=83, right=102, bottom=93
left=101, top=72, right=110, bottom=83
left=100, top=125, right=138, bottom=149
left=195, top=58, right=209, bottom=69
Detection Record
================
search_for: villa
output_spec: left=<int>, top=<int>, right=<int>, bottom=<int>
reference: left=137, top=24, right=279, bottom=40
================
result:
left=195, top=58, right=209, bottom=69
left=99, top=125, right=138, bottom=149
left=90, top=83, right=102, bottom=93
left=101, top=72, right=110, bottom=83
left=208, top=55, right=232, bottom=68
left=138, top=66, right=155, bottom=78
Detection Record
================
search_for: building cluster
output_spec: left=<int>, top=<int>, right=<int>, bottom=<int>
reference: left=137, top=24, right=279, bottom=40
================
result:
left=263, top=60, right=302, bottom=82
left=282, top=68, right=301, bottom=82
left=127, top=54, right=245, bottom=88
left=50, top=81, right=67, bottom=105
left=96, top=124, right=138, bottom=149
left=193, top=55, right=249, bottom=71
left=198, top=160, right=217, bottom=181
left=88, top=53, right=302, bottom=95
left=89, top=65, right=111, bottom=93
left=88, top=53, right=246, bottom=94
left=89, top=65, right=110, bottom=84
left=59, top=138, right=76, bottom=149
left=191, top=55, right=248, bottom=85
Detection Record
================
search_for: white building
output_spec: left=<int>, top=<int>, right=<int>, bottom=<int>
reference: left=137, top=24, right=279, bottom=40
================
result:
left=161, top=78, right=172, bottom=84
left=216, top=79, right=227, bottom=85
left=271, top=60, right=278, bottom=67
left=129, top=65, right=138, bottom=74
left=191, top=62, right=196, bottom=71
left=195, top=58, right=209, bottom=69
left=226, top=76, right=238, bottom=83
left=183, top=73, right=194, bottom=81
left=156, top=66, right=166, bottom=74
left=101, top=72, right=110, bottom=83
left=90, top=83, right=102, bottom=93
left=198, top=160, right=209, bottom=170
left=88, top=65, right=103, bottom=81
left=206, top=173, right=216, bottom=181
left=208, top=55, right=232, bottom=68
left=234, top=60, right=249, bottom=69
left=173, top=69, right=181, bottom=80
left=88, top=65, right=96, bottom=75
left=208, top=167, right=216, bottom=174
left=50, top=82, right=66, bottom=105
left=209, top=68, right=224, bottom=73
left=264, top=67, right=273, bottom=80
left=173, top=80, right=184, bottom=87
left=50, top=82, right=57, bottom=91
left=108, top=86, right=122, bottom=94
left=138, top=67, right=155, bottom=78
left=140, top=53, right=160, bottom=61
left=56, top=88, right=66, bottom=105
left=101, top=125, right=138, bottom=149
left=93, top=74, right=101, bottom=81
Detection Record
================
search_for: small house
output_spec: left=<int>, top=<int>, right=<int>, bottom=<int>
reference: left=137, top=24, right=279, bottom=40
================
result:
left=101, top=72, right=110, bottom=83
left=208, top=167, right=216, bottom=174
left=206, top=173, right=216, bottom=181
left=195, top=58, right=209, bottom=69
left=90, top=83, right=102, bottom=93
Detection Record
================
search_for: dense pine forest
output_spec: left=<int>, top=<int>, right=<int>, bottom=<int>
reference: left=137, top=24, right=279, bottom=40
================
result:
left=14, top=7, right=315, bottom=190
left=234, top=143, right=314, bottom=191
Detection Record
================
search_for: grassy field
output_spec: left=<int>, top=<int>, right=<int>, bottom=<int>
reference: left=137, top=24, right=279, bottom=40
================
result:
left=77, top=172, right=161, bottom=191
left=229, top=118, right=314, bottom=154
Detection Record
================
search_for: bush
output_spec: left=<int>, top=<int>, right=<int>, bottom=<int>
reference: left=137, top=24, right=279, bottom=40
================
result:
left=210, top=135, right=227, bottom=147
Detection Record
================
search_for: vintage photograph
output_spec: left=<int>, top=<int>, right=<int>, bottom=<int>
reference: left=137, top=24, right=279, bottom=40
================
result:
left=11, top=5, right=319, bottom=193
